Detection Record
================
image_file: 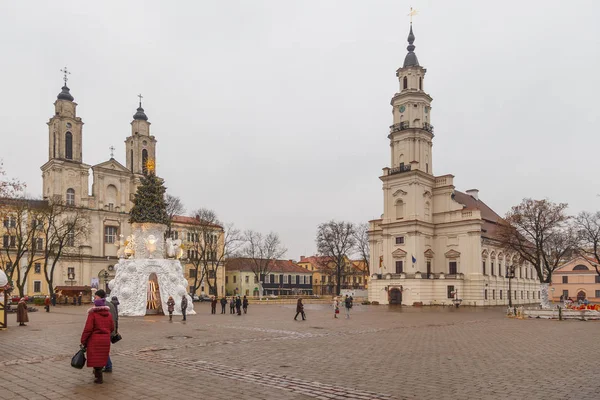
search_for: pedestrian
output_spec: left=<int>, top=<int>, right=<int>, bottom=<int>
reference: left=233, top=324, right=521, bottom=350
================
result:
left=51, top=292, right=56, bottom=307
left=167, top=296, right=175, bottom=321
left=181, top=294, right=188, bottom=321
left=344, top=295, right=353, bottom=319
left=333, top=297, right=340, bottom=319
left=220, top=296, right=227, bottom=314
left=229, top=296, right=235, bottom=314
left=73, top=296, right=77, bottom=305
left=294, top=298, right=306, bottom=321
left=17, top=298, right=29, bottom=326
left=211, top=296, right=217, bottom=314
left=44, top=295, right=51, bottom=312
left=80, top=295, right=114, bottom=384
left=242, top=295, right=248, bottom=314
left=78, top=292, right=83, bottom=306
left=235, top=296, right=242, bottom=316
left=64, top=295, right=68, bottom=305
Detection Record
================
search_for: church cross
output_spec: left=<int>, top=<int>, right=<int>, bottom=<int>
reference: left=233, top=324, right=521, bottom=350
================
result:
left=109, top=145, right=115, bottom=158
left=137, top=93, right=143, bottom=107
left=407, top=6, right=418, bottom=24
left=60, top=67, right=71, bottom=85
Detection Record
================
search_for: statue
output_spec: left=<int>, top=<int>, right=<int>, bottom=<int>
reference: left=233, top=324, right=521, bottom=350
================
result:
left=166, top=238, right=182, bottom=259
left=116, top=234, right=126, bottom=259
left=124, top=235, right=135, bottom=259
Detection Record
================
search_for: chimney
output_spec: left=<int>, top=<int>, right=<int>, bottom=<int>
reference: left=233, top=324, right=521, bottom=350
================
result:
left=195, top=214, right=200, bottom=221
left=466, top=189, right=479, bottom=200
left=300, top=256, right=306, bottom=261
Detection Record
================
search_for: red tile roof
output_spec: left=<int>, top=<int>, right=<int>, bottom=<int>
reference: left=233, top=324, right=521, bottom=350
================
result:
left=453, top=191, right=503, bottom=239
left=172, top=215, right=222, bottom=229
left=226, top=258, right=311, bottom=274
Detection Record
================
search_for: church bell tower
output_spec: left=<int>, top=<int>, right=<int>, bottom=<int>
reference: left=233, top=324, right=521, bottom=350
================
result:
left=125, top=95, right=157, bottom=176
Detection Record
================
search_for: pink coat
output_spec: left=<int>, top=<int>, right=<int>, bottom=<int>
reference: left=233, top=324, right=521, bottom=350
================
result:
left=81, top=306, right=114, bottom=368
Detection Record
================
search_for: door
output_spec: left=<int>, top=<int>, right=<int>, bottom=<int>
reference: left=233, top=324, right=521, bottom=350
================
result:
left=389, top=288, right=402, bottom=304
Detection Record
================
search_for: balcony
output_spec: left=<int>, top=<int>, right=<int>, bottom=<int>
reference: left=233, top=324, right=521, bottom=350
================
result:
left=389, top=121, right=434, bottom=134
left=388, top=164, right=412, bottom=175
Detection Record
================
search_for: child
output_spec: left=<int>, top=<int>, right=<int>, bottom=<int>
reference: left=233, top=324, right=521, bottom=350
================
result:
left=167, top=296, right=175, bottom=321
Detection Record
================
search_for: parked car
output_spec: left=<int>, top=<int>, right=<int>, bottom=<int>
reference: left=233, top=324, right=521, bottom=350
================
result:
left=192, top=294, right=211, bottom=302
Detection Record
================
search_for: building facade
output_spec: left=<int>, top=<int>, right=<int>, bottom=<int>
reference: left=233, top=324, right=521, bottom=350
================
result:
left=368, top=24, right=539, bottom=306
left=298, top=256, right=368, bottom=296
left=550, top=257, right=600, bottom=303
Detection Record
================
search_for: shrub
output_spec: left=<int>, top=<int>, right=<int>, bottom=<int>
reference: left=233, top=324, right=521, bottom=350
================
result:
left=361, top=301, right=371, bottom=305
left=371, top=301, right=379, bottom=305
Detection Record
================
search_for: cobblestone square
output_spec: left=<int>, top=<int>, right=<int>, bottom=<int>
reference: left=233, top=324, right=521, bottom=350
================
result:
left=1, top=303, right=598, bottom=400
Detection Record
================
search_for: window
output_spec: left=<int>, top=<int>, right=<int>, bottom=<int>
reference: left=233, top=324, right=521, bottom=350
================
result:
left=34, top=263, right=41, bottom=273
left=189, top=286, right=195, bottom=294
left=274, top=274, right=279, bottom=284
left=68, top=267, right=75, bottom=276
left=595, top=276, right=600, bottom=284
left=170, top=231, right=178, bottom=240
left=208, top=270, right=215, bottom=279
left=521, top=291, right=523, bottom=299
left=142, top=149, right=149, bottom=174
left=189, top=269, right=197, bottom=278
left=426, top=261, right=431, bottom=276
left=225, top=276, right=229, bottom=284
left=500, top=290, right=503, bottom=300
left=254, top=276, right=258, bottom=283
left=498, top=263, right=502, bottom=277
left=527, top=291, right=529, bottom=299
left=270, top=274, right=275, bottom=284
left=9, top=236, right=15, bottom=248
left=36, top=238, right=43, bottom=250
left=395, top=200, right=404, bottom=219
left=562, top=276, right=568, bottom=284
left=595, top=290, right=600, bottom=298
left=395, top=236, right=405, bottom=245
left=482, top=261, right=486, bottom=275
left=130, top=149, right=134, bottom=172
left=395, top=261, right=404, bottom=274
left=484, top=289, right=488, bottom=300
left=2, top=235, right=8, bottom=248
left=245, top=275, right=249, bottom=283
left=104, top=226, right=118, bottom=244
left=66, top=188, right=75, bottom=206
left=34, top=281, right=41, bottom=293
left=233, top=275, right=237, bottom=283
left=419, top=77, right=422, bottom=90
left=296, top=275, right=300, bottom=285
left=66, top=231, right=75, bottom=247
left=449, top=261, right=457, bottom=275
left=65, top=132, right=73, bottom=160
left=108, top=203, right=114, bottom=211
left=492, top=289, right=495, bottom=300
left=447, top=285, right=454, bottom=299
left=573, top=264, right=590, bottom=271
left=403, top=76, right=408, bottom=89
left=491, top=262, right=494, bottom=276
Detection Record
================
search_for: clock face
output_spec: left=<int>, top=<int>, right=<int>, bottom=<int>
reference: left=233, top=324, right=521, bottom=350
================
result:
left=66, top=122, right=72, bottom=129
left=399, top=105, right=406, bottom=113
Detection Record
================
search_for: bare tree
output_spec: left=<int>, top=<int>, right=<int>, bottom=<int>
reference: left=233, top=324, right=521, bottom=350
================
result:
left=352, top=222, right=370, bottom=277
left=574, top=211, right=600, bottom=276
left=496, top=198, right=577, bottom=308
left=240, top=230, right=287, bottom=298
left=165, top=194, right=185, bottom=238
left=316, top=220, right=356, bottom=296
left=185, top=208, right=243, bottom=296
left=0, top=160, right=24, bottom=198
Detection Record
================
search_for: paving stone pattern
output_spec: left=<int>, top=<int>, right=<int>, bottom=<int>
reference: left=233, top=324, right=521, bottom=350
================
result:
left=1, top=303, right=599, bottom=400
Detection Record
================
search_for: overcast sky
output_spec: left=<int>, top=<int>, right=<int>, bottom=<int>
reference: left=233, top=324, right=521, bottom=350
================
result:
left=1, top=1, right=599, bottom=260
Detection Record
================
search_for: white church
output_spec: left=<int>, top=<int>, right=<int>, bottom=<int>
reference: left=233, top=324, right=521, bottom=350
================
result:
left=367, top=24, right=539, bottom=306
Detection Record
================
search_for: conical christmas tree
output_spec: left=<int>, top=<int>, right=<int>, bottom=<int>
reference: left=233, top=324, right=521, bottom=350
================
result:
left=129, top=168, right=169, bottom=225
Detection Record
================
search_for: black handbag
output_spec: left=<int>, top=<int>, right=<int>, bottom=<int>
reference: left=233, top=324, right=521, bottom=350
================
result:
left=71, top=346, right=86, bottom=369
left=111, top=332, right=122, bottom=344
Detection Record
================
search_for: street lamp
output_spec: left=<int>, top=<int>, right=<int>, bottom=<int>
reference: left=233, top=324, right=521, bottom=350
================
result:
left=506, top=265, right=516, bottom=308
left=68, top=271, right=75, bottom=286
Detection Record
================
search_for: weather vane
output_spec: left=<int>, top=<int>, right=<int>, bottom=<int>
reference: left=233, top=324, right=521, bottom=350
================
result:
left=109, top=145, right=115, bottom=158
left=60, top=66, right=71, bottom=85
left=137, top=93, right=143, bottom=107
left=408, top=6, right=418, bottom=24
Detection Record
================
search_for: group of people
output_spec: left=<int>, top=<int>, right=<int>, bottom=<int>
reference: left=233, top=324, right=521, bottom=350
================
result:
left=294, top=295, right=354, bottom=321
left=215, top=295, right=248, bottom=315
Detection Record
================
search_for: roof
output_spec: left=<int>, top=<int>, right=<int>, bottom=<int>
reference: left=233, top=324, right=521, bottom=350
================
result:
left=553, top=256, right=599, bottom=274
left=57, top=85, right=74, bottom=101
left=226, top=258, right=310, bottom=274
left=171, top=215, right=222, bottom=229
left=298, top=256, right=334, bottom=271
left=452, top=191, right=503, bottom=239
left=403, top=25, right=420, bottom=68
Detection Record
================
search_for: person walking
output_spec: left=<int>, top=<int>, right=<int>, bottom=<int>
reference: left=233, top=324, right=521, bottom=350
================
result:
left=80, top=295, right=114, bottom=384
left=235, top=296, right=242, bottom=316
left=294, top=298, right=306, bottom=321
left=220, top=296, right=227, bottom=314
left=344, top=295, right=353, bottom=319
left=181, top=294, right=188, bottom=321
left=229, top=296, right=235, bottom=314
left=78, top=292, right=83, bottom=306
left=242, top=296, right=249, bottom=314
left=167, top=296, right=175, bottom=321
left=44, top=295, right=51, bottom=312
left=51, top=292, right=56, bottom=307
left=17, top=298, right=29, bottom=326
left=211, top=296, right=217, bottom=314
left=101, top=291, right=118, bottom=373
left=333, top=297, right=340, bottom=319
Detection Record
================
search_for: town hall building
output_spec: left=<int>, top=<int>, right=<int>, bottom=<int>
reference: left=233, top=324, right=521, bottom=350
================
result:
left=367, top=24, right=539, bottom=306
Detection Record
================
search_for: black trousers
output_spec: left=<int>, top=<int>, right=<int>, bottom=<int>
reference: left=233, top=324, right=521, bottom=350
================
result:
left=221, top=304, right=226, bottom=314
left=294, top=311, right=306, bottom=320
left=230, top=306, right=235, bottom=314
left=182, top=308, right=187, bottom=321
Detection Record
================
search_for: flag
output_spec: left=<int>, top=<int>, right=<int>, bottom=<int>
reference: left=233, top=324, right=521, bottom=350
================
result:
left=412, top=255, right=417, bottom=264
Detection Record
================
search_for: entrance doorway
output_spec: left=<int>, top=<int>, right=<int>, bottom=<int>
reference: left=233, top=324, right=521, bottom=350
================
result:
left=146, top=273, right=163, bottom=315
left=577, top=290, right=586, bottom=302
left=389, top=288, right=402, bottom=304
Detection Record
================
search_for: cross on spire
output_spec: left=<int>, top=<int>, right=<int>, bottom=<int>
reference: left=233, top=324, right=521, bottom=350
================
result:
left=109, top=145, right=115, bottom=158
left=408, top=6, right=418, bottom=24
left=137, top=93, right=143, bottom=107
left=60, top=67, right=71, bottom=85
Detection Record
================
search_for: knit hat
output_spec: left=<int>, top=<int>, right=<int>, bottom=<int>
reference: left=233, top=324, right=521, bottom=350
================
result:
left=95, top=289, right=106, bottom=298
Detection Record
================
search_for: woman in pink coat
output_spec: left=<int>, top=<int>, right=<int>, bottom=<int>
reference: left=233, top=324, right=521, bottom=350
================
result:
left=81, top=298, right=114, bottom=384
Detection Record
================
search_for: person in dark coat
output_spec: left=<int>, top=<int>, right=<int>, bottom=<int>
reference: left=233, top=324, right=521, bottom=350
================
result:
left=210, top=296, right=217, bottom=314
left=181, top=294, right=188, bottom=321
left=229, top=297, right=235, bottom=314
left=294, top=298, right=306, bottom=321
left=44, top=296, right=51, bottom=312
left=235, top=296, right=242, bottom=315
left=17, top=298, right=29, bottom=326
left=101, top=291, right=118, bottom=373
left=81, top=297, right=114, bottom=384
left=167, top=296, right=175, bottom=321
left=220, top=296, right=227, bottom=314
left=51, top=293, right=56, bottom=307
left=242, top=296, right=249, bottom=314
left=78, top=292, right=83, bottom=306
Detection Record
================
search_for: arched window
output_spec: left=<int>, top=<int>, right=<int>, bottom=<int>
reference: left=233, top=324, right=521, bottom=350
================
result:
left=66, top=188, right=75, bottom=206
left=403, top=76, right=408, bottom=90
left=65, top=132, right=73, bottom=160
left=573, top=264, right=590, bottom=271
left=130, top=149, right=134, bottom=172
left=419, top=77, right=422, bottom=90
left=53, top=132, right=56, bottom=158
left=142, top=149, right=148, bottom=174
left=395, top=200, right=404, bottom=220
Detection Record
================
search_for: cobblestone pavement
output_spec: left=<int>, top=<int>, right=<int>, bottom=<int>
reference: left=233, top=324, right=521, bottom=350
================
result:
left=1, top=303, right=599, bottom=400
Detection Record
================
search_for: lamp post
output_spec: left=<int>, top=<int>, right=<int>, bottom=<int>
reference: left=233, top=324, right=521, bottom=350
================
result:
left=68, top=271, right=75, bottom=287
left=506, top=265, right=516, bottom=308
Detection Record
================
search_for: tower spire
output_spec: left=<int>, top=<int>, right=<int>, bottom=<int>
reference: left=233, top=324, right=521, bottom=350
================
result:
left=403, top=8, right=420, bottom=68
left=57, top=66, right=74, bottom=101
left=133, top=94, right=148, bottom=121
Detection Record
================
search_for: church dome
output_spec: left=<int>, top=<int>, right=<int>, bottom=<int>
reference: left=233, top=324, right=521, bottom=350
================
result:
left=57, top=85, right=74, bottom=101
left=133, top=106, right=148, bottom=121
left=403, top=25, right=420, bottom=68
